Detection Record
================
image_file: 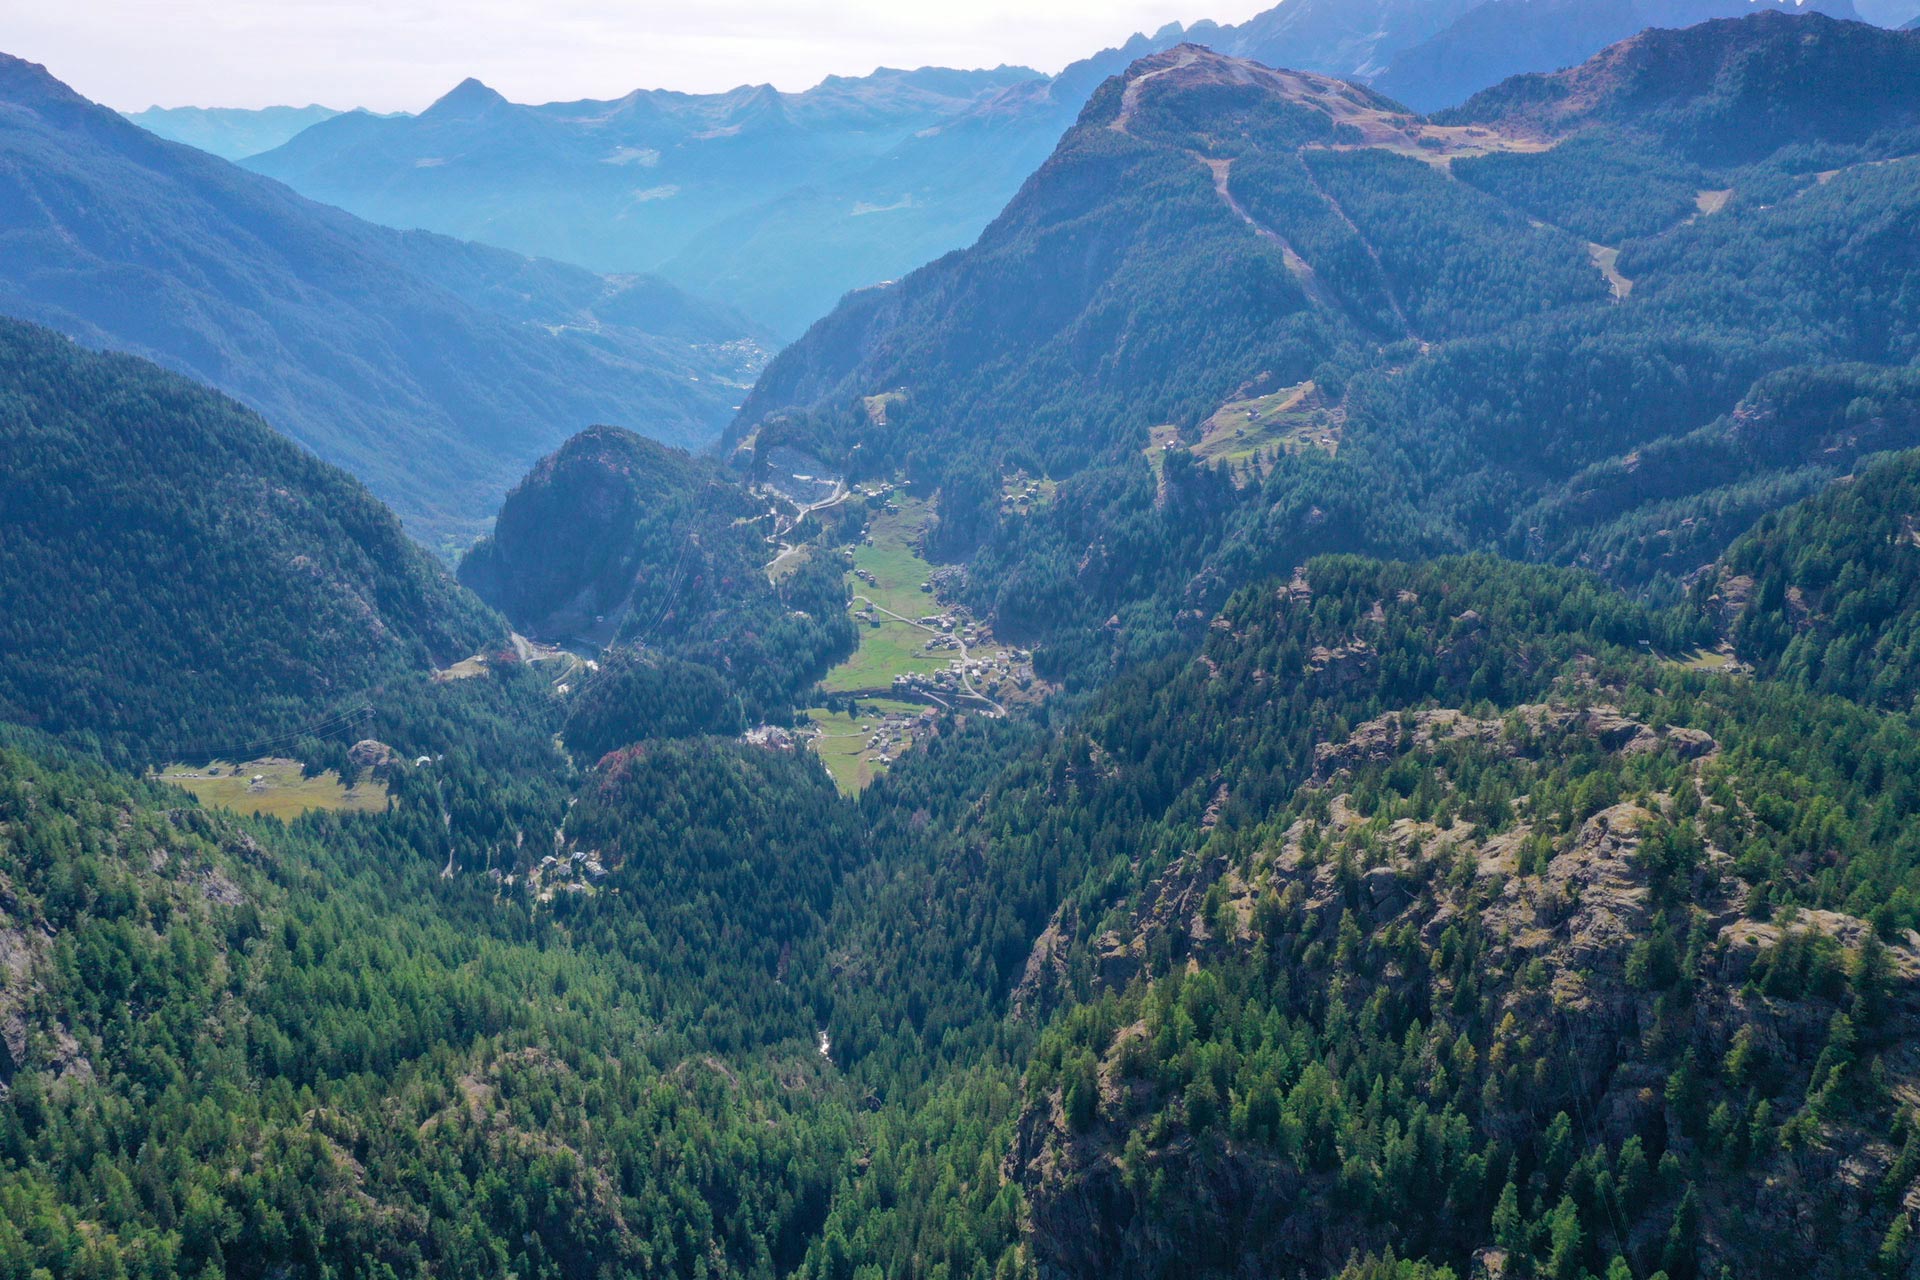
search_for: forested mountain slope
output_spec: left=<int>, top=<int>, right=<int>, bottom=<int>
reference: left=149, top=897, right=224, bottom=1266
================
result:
left=732, top=45, right=1568, bottom=474
left=15, top=495, right=1920, bottom=1278
left=0, top=318, right=497, bottom=764
left=457, top=426, right=765, bottom=641
left=0, top=689, right=863, bottom=1278
left=971, top=556, right=1920, bottom=1279
left=735, top=15, right=1920, bottom=685
left=1515, top=364, right=1920, bottom=588
left=1372, top=0, right=1861, bottom=112
left=1441, top=7, right=1920, bottom=156
left=0, top=53, right=761, bottom=544
left=1708, top=443, right=1920, bottom=711
left=457, top=426, right=855, bottom=720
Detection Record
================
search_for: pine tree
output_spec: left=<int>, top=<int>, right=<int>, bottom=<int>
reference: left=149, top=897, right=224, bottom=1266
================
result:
left=1546, top=1194, right=1585, bottom=1280
left=1880, top=1213, right=1913, bottom=1279
left=1661, top=1184, right=1701, bottom=1280
left=1492, top=1179, right=1527, bottom=1255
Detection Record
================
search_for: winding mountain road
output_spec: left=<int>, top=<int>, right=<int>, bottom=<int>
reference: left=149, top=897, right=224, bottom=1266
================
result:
left=762, top=480, right=851, bottom=573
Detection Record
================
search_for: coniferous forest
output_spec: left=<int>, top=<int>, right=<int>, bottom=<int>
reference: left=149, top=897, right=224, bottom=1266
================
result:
left=7, top=9, right=1920, bottom=1280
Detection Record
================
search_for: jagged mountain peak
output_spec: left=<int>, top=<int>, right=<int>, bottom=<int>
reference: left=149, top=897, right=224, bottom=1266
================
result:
left=719, top=81, right=791, bottom=121
left=422, top=75, right=512, bottom=119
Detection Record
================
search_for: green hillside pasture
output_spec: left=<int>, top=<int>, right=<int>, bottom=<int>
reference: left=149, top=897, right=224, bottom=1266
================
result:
left=803, top=697, right=929, bottom=794
left=1191, top=380, right=1343, bottom=473
left=158, top=757, right=389, bottom=821
left=820, top=494, right=953, bottom=695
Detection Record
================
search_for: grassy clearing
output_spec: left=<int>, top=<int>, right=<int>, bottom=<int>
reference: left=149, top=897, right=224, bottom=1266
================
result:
left=851, top=496, right=937, bottom=617
left=807, top=711, right=882, bottom=793
left=803, top=697, right=926, bottom=794
left=820, top=494, right=952, bottom=695
left=438, top=635, right=578, bottom=682
left=863, top=390, right=906, bottom=428
left=158, top=757, right=388, bottom=821
left=1001, top=470, right=1057, bottom=515
left=823, top=620, right=948, bottom=694
left=1190, top=381, right=1344, bottom=477
left=808, top=490, right=953, bottom=784
left=1346, top=129, right=1553, bottom=169
left=1668, top=647, right=1740, bottom=673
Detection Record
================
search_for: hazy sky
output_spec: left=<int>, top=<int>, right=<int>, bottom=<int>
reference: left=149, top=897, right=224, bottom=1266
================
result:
left=6, top=0, right=1278, bottom=113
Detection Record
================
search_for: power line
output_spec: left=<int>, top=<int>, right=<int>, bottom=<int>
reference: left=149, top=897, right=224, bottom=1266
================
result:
left=170, top=700, right=373, bottom=763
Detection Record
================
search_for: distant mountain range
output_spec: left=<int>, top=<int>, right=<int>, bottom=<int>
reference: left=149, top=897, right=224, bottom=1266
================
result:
left=244, top=64, right=1048, bottom=338
left=121, top=103, right=347, bottom=159
left=221, top=0, right=1882, bottom=337
left=0, top=54, right=764, bottom=546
